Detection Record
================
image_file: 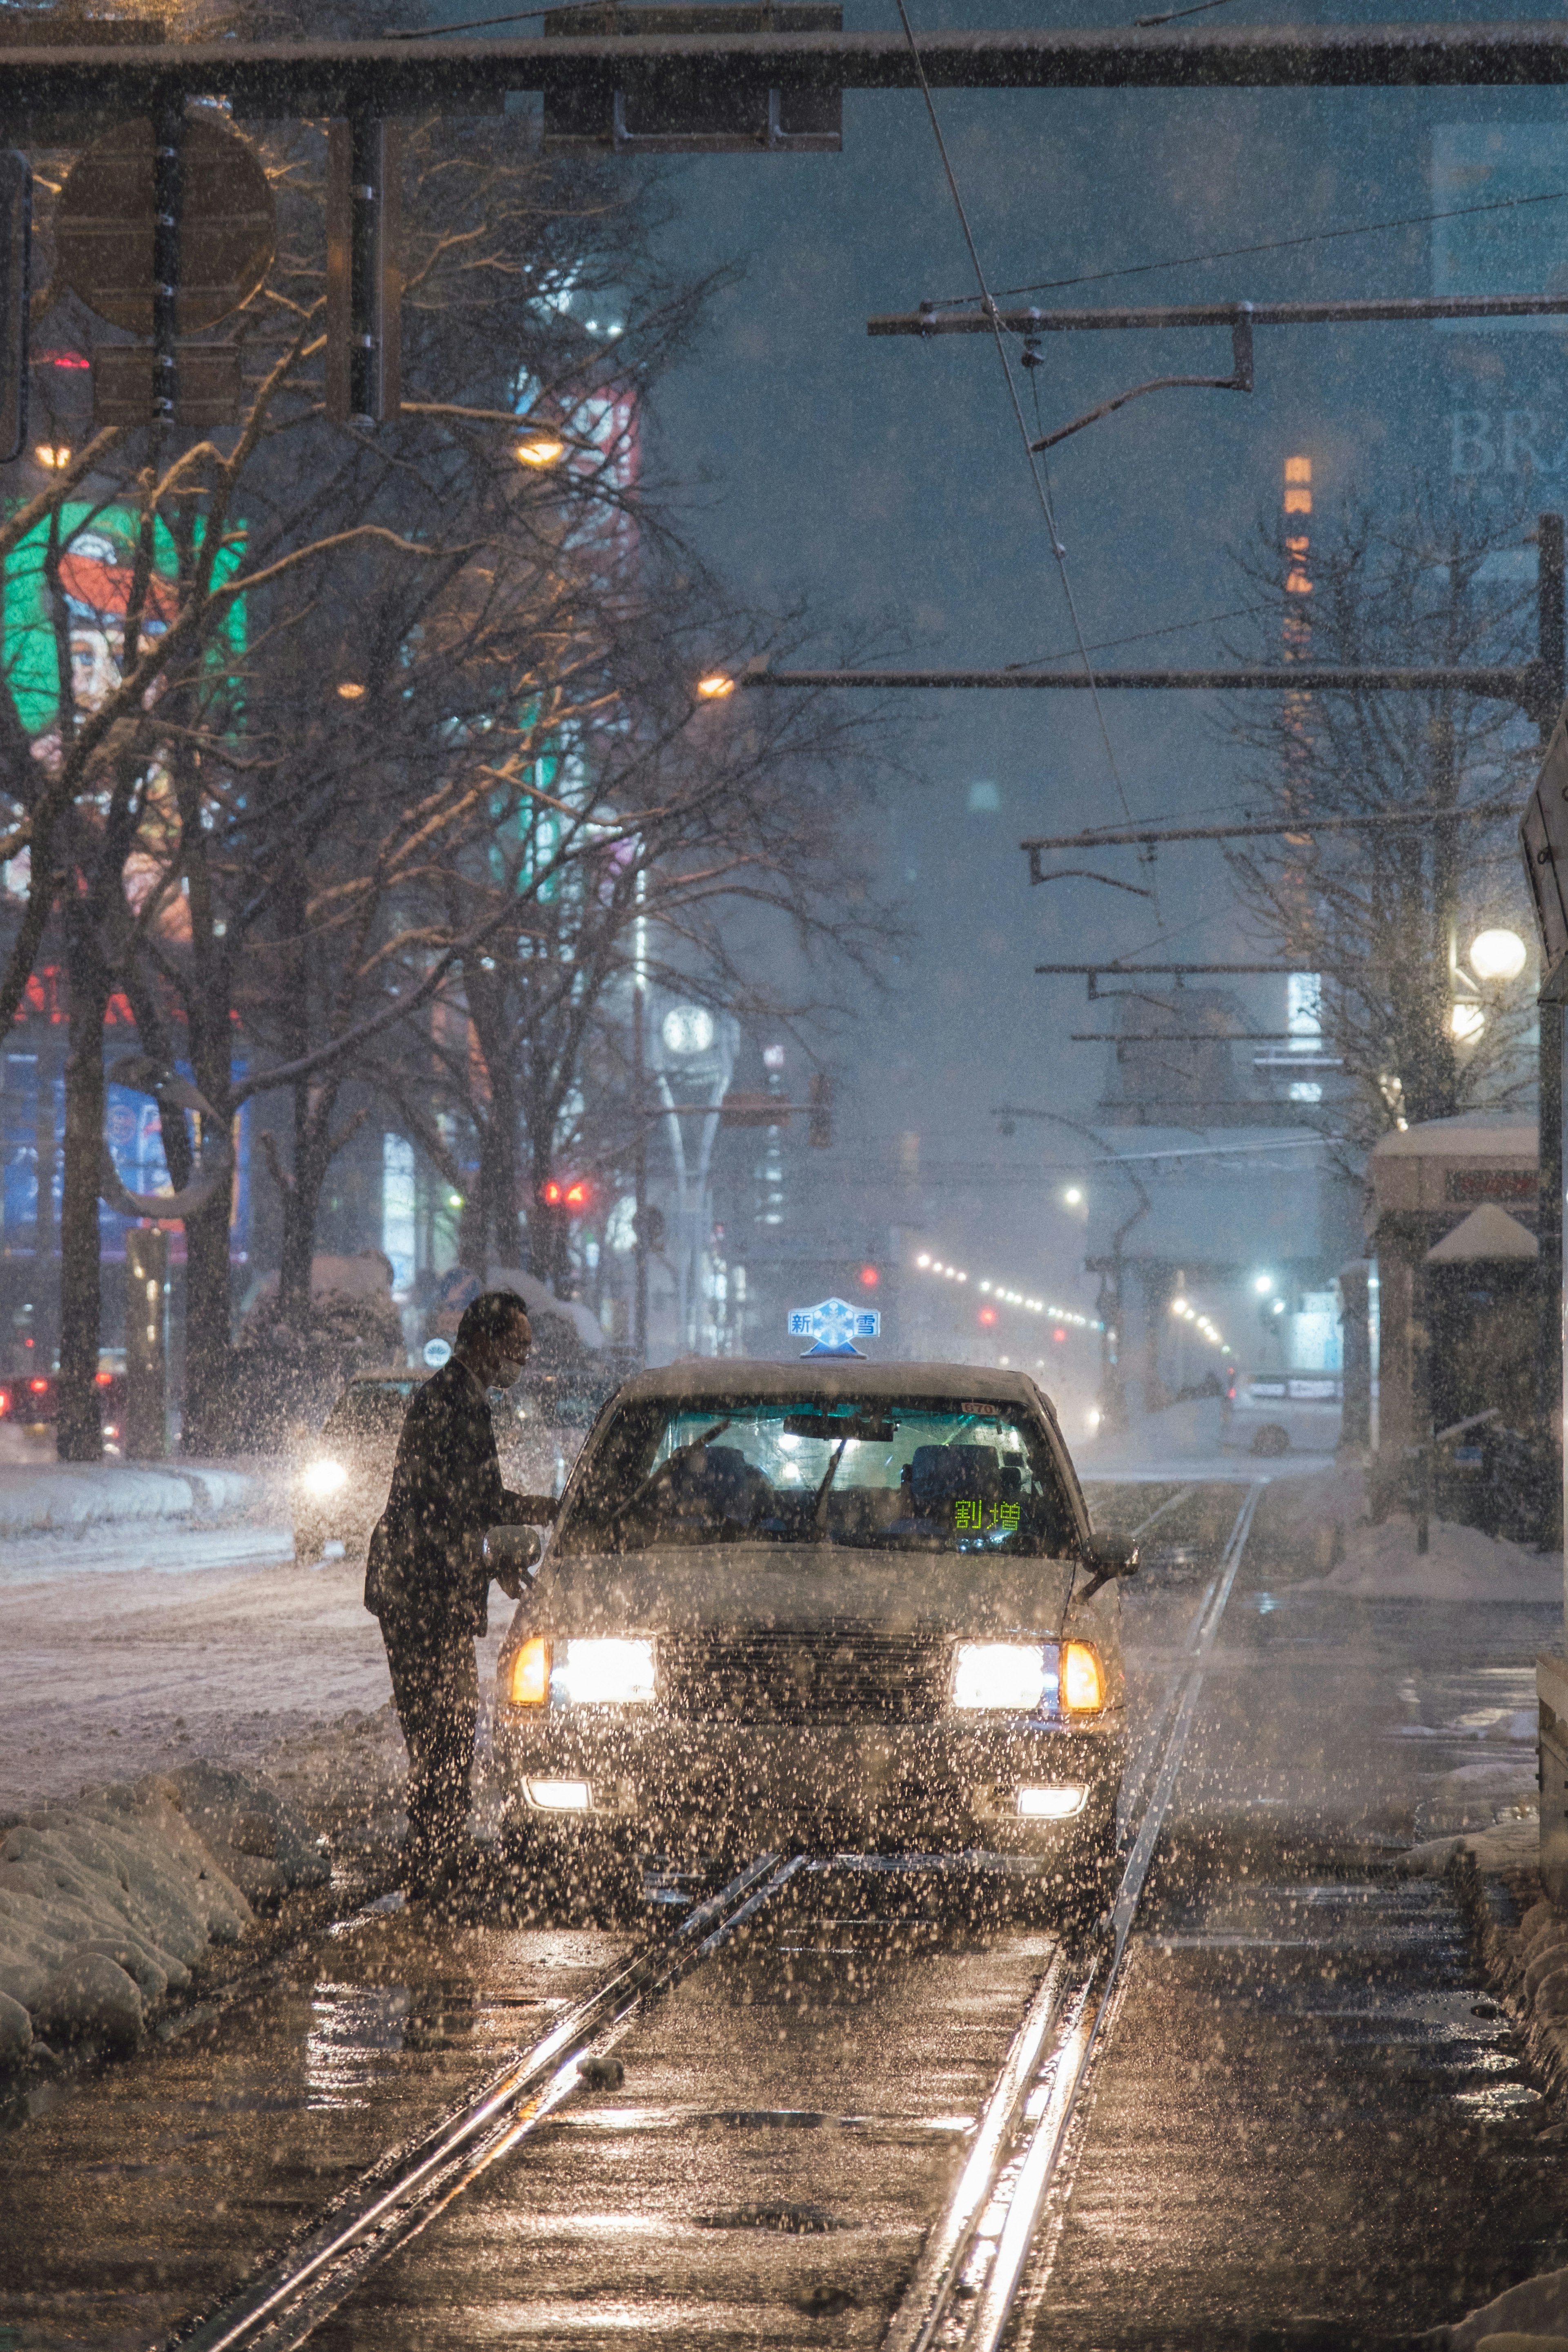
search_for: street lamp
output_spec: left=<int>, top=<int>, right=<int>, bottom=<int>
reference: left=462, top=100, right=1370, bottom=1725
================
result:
left=1468, top=927, right=1528, bottom=984
left=336, top=680, right=366, bottom=701
left=696, top=672, right=736, bottom=700
left=516, top=429, right=566, bottom=468
left=1450, top=1001, right=1486, bottom=1043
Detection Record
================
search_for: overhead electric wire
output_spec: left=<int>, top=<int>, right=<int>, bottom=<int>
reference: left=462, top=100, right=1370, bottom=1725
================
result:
left=926, top=183, right=1568, bottom=311
left=1134, top=0, right=1238, bottom=24
left=889, top=0, right=1136, bottom=825
left=1006, top=599, right=1275, bottom=669
left=385, top=2, right=608, bottom=34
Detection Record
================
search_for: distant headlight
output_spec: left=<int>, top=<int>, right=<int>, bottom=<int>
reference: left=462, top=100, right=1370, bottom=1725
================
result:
left=558, top=1637, right=656, bottom=1705
left=953, top=1642, right=1049, bottom=1713
left=301, top=1459, right=348, bottom=1498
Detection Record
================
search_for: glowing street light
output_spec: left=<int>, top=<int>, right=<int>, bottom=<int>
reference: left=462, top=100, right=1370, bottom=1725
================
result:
left=696, top=672, right=736, bottom=701
left=1468, top=927, right=1527, bottom=984
left=1063, top=1185, right=1084, bottom=1206
left=516, top=429, right=566, bottom=468
left=336, top=681, right=366, bottom=701
left=33, top=444, right=70, bottom=469
left=1253, top=1272, right=1274, bottom=1295
left=1450, top=1001, right=1486, bottom=1043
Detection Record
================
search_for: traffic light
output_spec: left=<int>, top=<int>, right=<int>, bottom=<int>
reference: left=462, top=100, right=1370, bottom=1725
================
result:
left=808, top=1073, right=833, bottom=1148
left=0, top=152, right=29, bottom=464
left=325, top=118, right=401, bottom=426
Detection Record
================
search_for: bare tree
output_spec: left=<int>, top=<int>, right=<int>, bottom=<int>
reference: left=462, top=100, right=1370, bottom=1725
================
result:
left=0, top=89, right=737, bottom=1452
left=1222, top=482, right=1540, bottom=1154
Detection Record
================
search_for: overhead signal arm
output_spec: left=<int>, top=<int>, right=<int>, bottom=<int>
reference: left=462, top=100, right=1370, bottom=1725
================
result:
left=1020, top=797, right=1522, bottom=885
left=1029, top=307, right=1253, bottom=454
left=868, top=294, right=1568, bottom=454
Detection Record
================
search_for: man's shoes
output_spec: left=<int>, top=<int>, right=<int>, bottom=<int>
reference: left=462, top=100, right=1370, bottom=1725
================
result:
left=404, top=1836, right=489, bottom=1907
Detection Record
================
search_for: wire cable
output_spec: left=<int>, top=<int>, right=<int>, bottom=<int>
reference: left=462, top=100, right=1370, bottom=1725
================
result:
left=925, top=184, right=1568, bottom=311
left=385, top=2, right=609, bottom=35
left=1006, top=599, right=1275, bottom=670
left=889, top=0, right=1134, bottom=821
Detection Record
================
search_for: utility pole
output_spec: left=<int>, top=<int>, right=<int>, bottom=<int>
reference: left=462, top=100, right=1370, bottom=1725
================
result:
left=1538, top=513, right=1566, bottom=1545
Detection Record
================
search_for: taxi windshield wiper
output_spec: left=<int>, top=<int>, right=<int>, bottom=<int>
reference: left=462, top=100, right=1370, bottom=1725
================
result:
left=812, top=1437, right=851, bottom=1538
left=604, top=1419, right=733, bottom=1534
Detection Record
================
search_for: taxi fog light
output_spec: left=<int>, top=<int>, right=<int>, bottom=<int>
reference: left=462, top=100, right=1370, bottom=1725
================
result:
left=1062, top=1641, right=1104, bottom=1713
left=302, top=1459, right=348, bottom=1498
left=953, top=1642, right=1049, bottom=1712
left=559, top=1636, right=655, bottom=1704
left=1018, top=1783, right=1088, bottom=1820
left=527, top=1777, right=591, bottom=1812
left=509, top=1635, right=552, bottom=1706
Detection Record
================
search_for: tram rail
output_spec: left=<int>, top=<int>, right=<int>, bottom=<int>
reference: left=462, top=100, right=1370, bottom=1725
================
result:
left=164, top=1481, right=1264, bottom=2352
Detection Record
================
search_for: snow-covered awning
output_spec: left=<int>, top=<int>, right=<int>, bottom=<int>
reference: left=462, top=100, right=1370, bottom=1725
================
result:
left=1425, top=1203, right=1540, bottom=1262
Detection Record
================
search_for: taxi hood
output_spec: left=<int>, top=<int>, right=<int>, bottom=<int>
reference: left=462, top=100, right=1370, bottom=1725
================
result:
left=508, top=1543, right=1103, bottom=1643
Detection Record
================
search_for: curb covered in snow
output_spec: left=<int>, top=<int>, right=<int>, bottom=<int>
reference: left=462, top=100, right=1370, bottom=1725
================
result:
left=0, top=1764, right=329, bottom=2074
left=0, top=1459, right=265, bottom=1539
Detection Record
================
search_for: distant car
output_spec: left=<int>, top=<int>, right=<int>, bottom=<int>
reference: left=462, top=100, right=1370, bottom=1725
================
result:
left=494, top=1360, right=1137, bottom=1916
left=292, top=1366, right=621, bottom=1566
left=0, top=1368, right=125, bottom=1440
left=1223, top=1369, right=1343, bottom=1457
left=293, top=1371, right=424, bottom=1565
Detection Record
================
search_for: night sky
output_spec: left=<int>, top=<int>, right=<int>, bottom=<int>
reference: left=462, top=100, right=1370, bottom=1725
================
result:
left=640, top=0, right=1563, bottom=1330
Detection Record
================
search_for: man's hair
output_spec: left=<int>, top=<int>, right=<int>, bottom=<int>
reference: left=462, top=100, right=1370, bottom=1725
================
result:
left=456, top=1289, right=532, bottom=1350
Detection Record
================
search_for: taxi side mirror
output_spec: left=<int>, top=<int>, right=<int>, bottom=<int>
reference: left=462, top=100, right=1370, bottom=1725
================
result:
left=1080, top=1536, right=1138, bottom=1600
left=485, top=1524, right=544, bottom=1579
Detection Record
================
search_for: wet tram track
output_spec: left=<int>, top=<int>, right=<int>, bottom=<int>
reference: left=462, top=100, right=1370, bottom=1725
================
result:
left=0, top=1491, right=1262, bottom=2352
left=3, top=1477, right=1554, bottom=2351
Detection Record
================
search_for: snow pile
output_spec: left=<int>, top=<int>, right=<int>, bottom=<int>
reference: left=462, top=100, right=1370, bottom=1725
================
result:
left=0, top=1455, right=266, bottom=1539
left=1307, top=1514, right=1561, bottom=1603
left=1430, top=2260, right=1568, bottom=2345
left=0, top=1764, right=328, bottom=2071
left=166, top=1760, right=331, bottom=1905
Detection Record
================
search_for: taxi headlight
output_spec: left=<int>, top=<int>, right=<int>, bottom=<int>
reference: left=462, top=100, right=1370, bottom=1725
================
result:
left=301, top=1459, right=348, bottom=1498
left=1062, top=1640, right=1105, bottom=1713
left=953, top=1642, right=1048, bottom=1713
left=508, top=1635, right=551, bottom=1706
left=559, top=1637, right=656, bottom=1705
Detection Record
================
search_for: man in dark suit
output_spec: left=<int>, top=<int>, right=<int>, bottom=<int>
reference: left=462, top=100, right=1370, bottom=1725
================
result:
left=366, top=1289, right=555, bottom=1894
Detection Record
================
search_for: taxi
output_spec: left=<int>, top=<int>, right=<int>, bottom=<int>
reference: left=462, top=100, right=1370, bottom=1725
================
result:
left=494, top=1359, right=1135, bottom=1911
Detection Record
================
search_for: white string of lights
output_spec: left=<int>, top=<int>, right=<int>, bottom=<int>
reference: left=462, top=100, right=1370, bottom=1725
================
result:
left=913, top=1253, right=1101, bottom=1332
left=1169, top=1293, right=1231, bottom=1352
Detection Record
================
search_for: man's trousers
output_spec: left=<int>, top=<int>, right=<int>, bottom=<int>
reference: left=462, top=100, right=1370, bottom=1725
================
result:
left=380, top=1613, right=479, bottom=1873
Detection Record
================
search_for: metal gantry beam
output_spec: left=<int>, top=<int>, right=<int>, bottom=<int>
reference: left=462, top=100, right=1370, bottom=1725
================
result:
left=740, top=662, right=1554, bottom=719
left=870, top=294, right=1568, bottom=336
left=12, top=23, right=1568, bottom=123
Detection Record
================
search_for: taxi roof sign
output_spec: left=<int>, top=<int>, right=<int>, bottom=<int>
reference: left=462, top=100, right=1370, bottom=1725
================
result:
left=789, top=1296, right=881, bottom=1357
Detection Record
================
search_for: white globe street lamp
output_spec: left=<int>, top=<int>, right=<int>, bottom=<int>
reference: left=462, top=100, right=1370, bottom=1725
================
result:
left=1468, top=927, right=1528, bottom=984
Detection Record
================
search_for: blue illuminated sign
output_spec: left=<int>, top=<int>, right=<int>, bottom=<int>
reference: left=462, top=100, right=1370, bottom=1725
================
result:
left=788, top=1296, right=881, bottom=1358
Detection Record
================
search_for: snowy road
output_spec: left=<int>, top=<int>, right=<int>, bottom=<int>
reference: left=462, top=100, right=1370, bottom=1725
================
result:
left=2, top=1472, right=1565, bottom=2348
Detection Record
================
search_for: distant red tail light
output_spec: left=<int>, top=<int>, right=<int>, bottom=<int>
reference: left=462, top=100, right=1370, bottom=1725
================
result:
left=0, top=1390, right=12, bottom=1416
left=28, top=1377, right=48, bottom=1394
left=94, top=1370, right=112, bottom=1387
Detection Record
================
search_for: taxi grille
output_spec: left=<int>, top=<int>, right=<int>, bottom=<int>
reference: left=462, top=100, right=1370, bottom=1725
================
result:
left=659, top=1626, right=951, bottom=1723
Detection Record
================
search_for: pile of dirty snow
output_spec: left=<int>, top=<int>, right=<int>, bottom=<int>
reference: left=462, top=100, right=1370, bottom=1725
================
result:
left=0, top=1764, right=329, bottom=2071
left=1307, top=1513, right=1560, bottom=1603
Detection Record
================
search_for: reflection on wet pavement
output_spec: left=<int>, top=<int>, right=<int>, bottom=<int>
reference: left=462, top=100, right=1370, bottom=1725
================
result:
left=1029, top=1874, right=1561, bottom=2348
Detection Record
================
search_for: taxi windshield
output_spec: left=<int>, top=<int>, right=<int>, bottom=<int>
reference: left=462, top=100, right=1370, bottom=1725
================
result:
left=554, top=1394, right=1079, bottom=1557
